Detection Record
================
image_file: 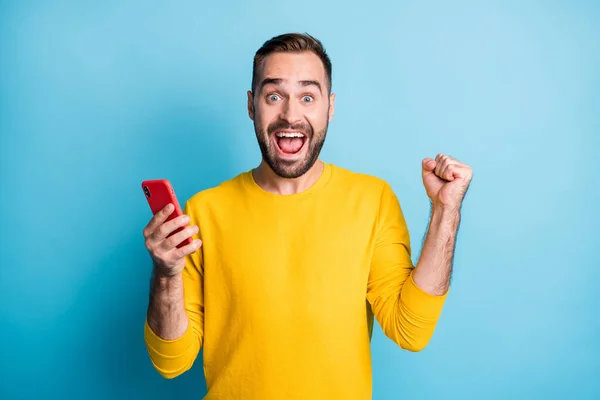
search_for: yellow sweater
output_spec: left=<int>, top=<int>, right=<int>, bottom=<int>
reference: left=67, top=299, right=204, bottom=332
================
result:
left=144, top=162, right=448, bottom=399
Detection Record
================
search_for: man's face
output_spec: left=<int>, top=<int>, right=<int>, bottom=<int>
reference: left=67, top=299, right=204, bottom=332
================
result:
left=248, top=51, right=335, bottom=179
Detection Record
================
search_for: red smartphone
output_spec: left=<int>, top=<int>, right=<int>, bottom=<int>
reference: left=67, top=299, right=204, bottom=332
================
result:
left=141, top=179, right=193, bottom=248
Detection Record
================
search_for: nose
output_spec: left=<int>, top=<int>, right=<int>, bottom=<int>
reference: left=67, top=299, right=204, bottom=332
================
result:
left=281, top=99, right=302, bottom=125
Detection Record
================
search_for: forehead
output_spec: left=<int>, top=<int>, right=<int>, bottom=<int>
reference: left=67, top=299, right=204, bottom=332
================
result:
left=258, top=51, right=326, bottom=86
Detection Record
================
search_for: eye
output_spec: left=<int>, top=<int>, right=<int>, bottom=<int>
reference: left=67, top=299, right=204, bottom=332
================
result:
left=301, top=95, right=314, bottom=103
left=267, top=94, right=281, bottom=102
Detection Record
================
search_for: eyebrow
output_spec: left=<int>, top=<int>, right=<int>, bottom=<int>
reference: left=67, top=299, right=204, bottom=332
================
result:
left=258, top=78, right=323, bottom=94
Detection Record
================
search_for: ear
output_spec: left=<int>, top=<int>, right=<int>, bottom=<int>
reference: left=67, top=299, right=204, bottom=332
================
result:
left=247, top=90, right=255, bottom=120
left=328, top=93, right=336, bottom=122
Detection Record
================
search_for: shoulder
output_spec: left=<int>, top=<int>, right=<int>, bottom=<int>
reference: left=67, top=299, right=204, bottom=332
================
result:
left=330, top=163, right=393, bottom=195
left=329, top=164, right=404, bottom=215
left=183, top=171, right=249, bottom=213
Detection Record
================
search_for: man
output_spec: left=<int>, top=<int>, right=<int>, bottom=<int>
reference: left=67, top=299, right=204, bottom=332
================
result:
left=143, top=33, right=472, bottom=399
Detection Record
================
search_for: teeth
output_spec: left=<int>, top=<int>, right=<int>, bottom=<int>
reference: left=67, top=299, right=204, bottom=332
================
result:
left=276, top=132, right=304, bottom=138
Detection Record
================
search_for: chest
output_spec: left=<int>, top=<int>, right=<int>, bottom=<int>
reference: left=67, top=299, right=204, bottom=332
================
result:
left=201, top=201, right=377, bottom=309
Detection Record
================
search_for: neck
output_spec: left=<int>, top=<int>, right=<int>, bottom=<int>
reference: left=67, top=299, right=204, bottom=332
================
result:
left=253, top=159, right=324, bottom=195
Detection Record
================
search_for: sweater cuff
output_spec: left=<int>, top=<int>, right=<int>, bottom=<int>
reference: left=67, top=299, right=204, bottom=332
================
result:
left=401, top=271, right=448, bottom=320
left=144, top=319, right=194, bottom=359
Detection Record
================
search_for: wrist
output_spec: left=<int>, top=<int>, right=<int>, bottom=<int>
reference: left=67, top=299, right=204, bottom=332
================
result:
left=152, top=267, right=183, bottom=291
left=431, top=201, right=461, bottom=217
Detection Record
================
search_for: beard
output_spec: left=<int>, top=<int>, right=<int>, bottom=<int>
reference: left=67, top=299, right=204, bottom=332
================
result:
left=254, top=117, right=328, bottom=179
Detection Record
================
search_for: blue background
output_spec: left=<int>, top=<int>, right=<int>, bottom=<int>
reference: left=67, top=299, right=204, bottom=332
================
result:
left=1, top=1, right=599, bottom=399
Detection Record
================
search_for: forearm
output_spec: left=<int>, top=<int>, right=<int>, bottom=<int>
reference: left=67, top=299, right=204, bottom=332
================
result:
left=144, top=266, right=203, bottom=379
left=412, top=203, right=461, bottom=296
left=146, top=268, right=189, bottom=340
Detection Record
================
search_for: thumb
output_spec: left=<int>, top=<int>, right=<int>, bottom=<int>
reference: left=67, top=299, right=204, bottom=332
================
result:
left=422, top=158, right=436, bottom=173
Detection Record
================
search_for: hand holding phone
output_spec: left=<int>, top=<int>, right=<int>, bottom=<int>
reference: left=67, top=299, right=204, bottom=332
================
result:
left=141, top=180, right=202, bottom=276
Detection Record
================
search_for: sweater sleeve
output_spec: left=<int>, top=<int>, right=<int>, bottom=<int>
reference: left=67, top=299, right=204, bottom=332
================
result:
left=366, top=183, right=448, bottom=352
left=144, top=200, right=205, bottom=378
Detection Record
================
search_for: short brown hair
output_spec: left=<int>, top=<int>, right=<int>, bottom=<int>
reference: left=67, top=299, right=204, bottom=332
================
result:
left=251, top=33, right=333, bottom=94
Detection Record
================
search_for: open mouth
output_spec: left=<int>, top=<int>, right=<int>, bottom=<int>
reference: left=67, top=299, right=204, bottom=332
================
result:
left=273, top=131, right=307, bottom=156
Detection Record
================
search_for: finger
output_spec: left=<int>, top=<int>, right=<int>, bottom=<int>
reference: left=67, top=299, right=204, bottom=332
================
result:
left=143, top=203, right=175, bottom=238
left=442, top=153, right=459, bottom=162
left=436, top=153, right=459, bottom=164
left=170, top=239, right=203, bottom=261
left=151, top=214, right=191, bottom=242
left=444, top=164, right=470, bottom=181
left=440, top=160, right=461, bottom=181
left=422, top=158, right=436, bottom=172
left=434, top=154, right=448, bottom=177
left=452, top=164, right=473, bottom=180
left=161, top=224, right=199, bottom=251
left=435, top=153, right=447, bottom=162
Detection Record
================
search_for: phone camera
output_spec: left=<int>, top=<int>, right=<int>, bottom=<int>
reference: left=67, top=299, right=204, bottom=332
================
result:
left=143, top=186, right=151, bottom=198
